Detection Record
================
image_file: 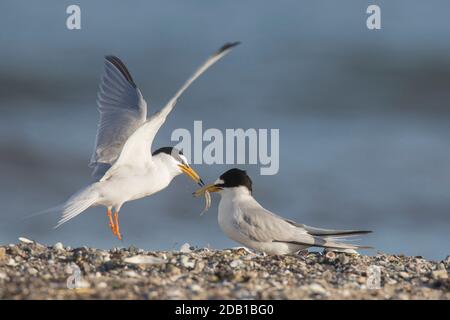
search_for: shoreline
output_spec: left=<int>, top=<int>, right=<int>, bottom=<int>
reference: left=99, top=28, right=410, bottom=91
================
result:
left=0, top=240, right=448, bottom=299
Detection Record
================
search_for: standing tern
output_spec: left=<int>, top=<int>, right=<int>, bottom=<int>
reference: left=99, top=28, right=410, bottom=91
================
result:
left=195, top=168, right=372, bottom=255
left=53, top=42, right=240, bottom=240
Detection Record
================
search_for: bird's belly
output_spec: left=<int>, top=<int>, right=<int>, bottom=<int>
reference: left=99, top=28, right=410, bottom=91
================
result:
left=97, top=175, right=170, bottom=205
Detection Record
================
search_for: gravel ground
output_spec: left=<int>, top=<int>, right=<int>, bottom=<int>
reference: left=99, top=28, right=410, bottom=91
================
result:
left=0, top=239, right=448, bottom=299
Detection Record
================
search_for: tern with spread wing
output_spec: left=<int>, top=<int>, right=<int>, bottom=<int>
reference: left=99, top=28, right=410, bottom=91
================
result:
left=195, top=168, right=372, bottom=255
left=53, top=42, right=239, bottom=240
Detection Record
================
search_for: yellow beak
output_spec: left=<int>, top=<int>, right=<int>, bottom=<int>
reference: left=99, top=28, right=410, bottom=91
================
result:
left=193, top=184, right=223, bottom=197
left=178, top=164, right=204, bottom=186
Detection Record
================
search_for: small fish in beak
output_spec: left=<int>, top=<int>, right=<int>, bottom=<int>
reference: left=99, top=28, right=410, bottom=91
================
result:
left=193, top=184, right=223, bottom=197
left=193, top=184, right=223, bottom=215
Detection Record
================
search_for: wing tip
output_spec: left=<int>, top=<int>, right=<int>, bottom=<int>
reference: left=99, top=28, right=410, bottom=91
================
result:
left=334, top=230, right=373, bottom=237
left=104, top=55, right=137, bottom=88
left=354, top=230, right=373, bottom=235
left=216, top=41, right=241, bottom=55
left=358, top=245, right=375, bottom=250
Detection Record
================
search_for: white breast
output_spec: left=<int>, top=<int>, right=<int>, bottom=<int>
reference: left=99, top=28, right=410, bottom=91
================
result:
left=96, top=164, right=174, bottom=207
left=217, top=187, right=309, bottom=255
left=217, top=188, right=256, bottom=247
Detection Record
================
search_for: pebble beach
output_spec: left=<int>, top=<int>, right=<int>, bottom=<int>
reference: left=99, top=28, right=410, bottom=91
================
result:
left=0, top=239, right=448, bottom=300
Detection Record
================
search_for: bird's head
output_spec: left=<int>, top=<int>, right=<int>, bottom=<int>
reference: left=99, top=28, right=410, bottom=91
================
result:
left=194, top=168, right=253, bottom=197
left=152, top=147, right=204, bottom=186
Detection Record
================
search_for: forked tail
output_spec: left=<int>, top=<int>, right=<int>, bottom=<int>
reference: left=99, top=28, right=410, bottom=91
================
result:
left=315, top=237, right=373, bottom=250
left=54, top=184, right=99, bottom=228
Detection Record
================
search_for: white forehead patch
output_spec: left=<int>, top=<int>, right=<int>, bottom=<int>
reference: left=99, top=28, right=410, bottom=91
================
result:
left=214, top=178, right=224, bottom=185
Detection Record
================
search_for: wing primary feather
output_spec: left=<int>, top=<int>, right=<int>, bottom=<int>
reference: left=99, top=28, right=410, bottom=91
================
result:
left=273, top=239, right=373, bottom=250
left=215, top=42, right=241, bottom=56
left=284, top=220, right=372, bottom=237
left=307, top=229, right=372, bottom=237
left=108, top=42, right=240, bottom=170
left=105, top=55, right=136, bottom=88
left=159, top=41, right=240, bottom=118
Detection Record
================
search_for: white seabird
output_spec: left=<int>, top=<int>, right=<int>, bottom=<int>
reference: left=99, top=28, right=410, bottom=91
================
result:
left=52, top=42, right=240, bottom=240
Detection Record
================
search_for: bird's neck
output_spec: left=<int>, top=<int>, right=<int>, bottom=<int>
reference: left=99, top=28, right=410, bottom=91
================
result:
left=221, top=186, right=252, bottom=201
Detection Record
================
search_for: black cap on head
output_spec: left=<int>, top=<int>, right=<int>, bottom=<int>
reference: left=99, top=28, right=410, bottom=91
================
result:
left=219, top=168, right=252, bottom=192
left=152, top=147, right=185, bottom=163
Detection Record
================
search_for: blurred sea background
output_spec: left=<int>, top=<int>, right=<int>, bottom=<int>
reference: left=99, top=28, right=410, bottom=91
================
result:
left=1, top=1, right=449, bottom=260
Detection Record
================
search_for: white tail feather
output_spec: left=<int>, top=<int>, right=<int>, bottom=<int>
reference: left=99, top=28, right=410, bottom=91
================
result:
left=54, top=185, right=99, bottom=228
left=22, top=204, right=65, bottom=221
left=319, top=238, right=372, bottom=250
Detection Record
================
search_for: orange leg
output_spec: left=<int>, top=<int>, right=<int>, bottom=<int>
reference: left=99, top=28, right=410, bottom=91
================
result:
left=107, top=208, right=116, bottom=235
left=114, top=211, right=122, bottom=241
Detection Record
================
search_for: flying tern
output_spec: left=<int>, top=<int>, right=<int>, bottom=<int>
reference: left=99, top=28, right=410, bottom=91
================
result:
left=53, top=42, right=240, bottom=240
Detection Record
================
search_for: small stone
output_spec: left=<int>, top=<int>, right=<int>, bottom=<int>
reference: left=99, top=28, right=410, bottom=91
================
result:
left=0, top=272, right=7, bottom=280
left=123, top=270, right=139, bottom=278
left=53, top=242, right=64, bottom=251
left=398, top=293, right=410, bottom=300
left=232, top=247, right=254, bottom=255
left=190, top=284, right=202, bottom=292
left=179, top=243, right=192, bottom=253
left=230, top=259, right=243, bottom=268
left=194, top=260, right=205, bottom=272
left=386, top=279, right=397, bottom=285
left=6, top=258, right=17, bottom=267
left=28, top=268, right=38, bottom=276
left=432, top=270, right=448, bottom=280
left=123, top=255, right=166, bottom=265
left=65, top=264, right=76, bottom=274
left=357, top=276, right=367, bottom=284
left=339, top=255, right=350, bottom=264
left=308, top=283, right=327, bottom=295
left=342, top=289, right=351, bottom=297
left=128, top=246, right=138, bottom=255
left=82, top=262, right=91, bottom=273
left=18, top=237, right=34, bottom=244
left=76, top=280, right=91, bottom=289
left=325, top=251, right=336, bottom=261
left=97, top=282, right=107, bottom=289
left=167, top=264, right=182, bottom=275
left=0, top=248, right=6, bottom=261
left=180, top=256, right=195, bottom=268
left=399, top=272, right=410, bottom=280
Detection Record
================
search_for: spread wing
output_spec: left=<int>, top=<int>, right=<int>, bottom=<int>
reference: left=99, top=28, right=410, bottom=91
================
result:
left=101, top=42, right=239, bottom=179
left=89, top=56, right=147, bottom=180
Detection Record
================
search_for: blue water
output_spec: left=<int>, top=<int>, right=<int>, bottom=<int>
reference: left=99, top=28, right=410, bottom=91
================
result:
left=1, top=1, right=449, bottom=260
